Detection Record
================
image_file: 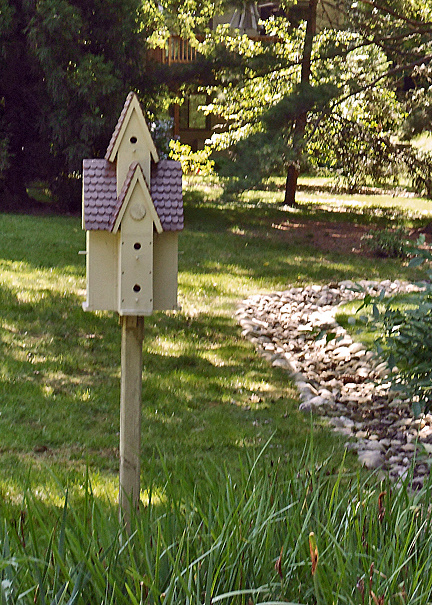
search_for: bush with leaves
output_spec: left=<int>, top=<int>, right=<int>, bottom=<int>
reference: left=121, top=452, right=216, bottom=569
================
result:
left=169, top=140, right=215, bottom=175
left=365, top=239, right=432, bottom=416
left=361, top=227, right=411, bottom=258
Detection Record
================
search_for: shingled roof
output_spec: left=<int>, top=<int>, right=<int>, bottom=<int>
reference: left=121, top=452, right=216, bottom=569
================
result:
left=83, top=158, right=183, bottom=232
left=82, top=159, right=117, bottom=230
left=151, top=160, right=184, bottom=231
left=83, top=91, right=183, bottom=234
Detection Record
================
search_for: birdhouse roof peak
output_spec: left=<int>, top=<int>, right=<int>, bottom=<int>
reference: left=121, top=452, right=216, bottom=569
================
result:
left=105, top=91, right=159, bottom=164
left=110, top=161, right=162, bottom=234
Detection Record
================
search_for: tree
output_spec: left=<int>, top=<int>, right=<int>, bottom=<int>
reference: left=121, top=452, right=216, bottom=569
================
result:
left=0, top=0, right=161, bottom=211
left=285, top=0, right=317, bottom=206
left=199, top=0, right=432, bottom=202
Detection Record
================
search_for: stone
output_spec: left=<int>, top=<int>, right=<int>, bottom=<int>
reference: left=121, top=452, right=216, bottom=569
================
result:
left=272, top=357, right=292, bottom=370
left=358, top=450, right=384, bottom=469
left=237, top=279, right=429, bottom=485
left=308, top=396, right=327, bottom=407
left=360, top=440, right=383, bottom=451
left=299, top=401, right=313, bottom=413
left=349, top=342, right=366, bottom=354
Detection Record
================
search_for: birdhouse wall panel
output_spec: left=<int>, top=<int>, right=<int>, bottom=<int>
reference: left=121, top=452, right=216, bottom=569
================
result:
left=116, top=113, right=152, bottom=195
left=153, top=232, right=179, bottom=311
left=118, top=203, right=154, bottom=315
left=84, top=231, right=118, bottom=311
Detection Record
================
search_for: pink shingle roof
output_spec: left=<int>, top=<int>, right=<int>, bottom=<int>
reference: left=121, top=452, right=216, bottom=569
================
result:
left=82, top=159, right=117, bottom=230
left=83, top=158, right=183, bottom=232
left=151, top=160, right=184, bottom=231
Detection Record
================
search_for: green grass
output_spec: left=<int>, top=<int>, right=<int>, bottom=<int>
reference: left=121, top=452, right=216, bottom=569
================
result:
left=0, top=182, right=429, bottom=498
left=2, top=182, right=432, bottom=602
left=2, top=448, right=432, bottom=604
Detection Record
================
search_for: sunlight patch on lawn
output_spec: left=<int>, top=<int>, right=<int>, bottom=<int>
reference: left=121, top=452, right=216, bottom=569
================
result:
left=296, top=191, right=432, bottom=216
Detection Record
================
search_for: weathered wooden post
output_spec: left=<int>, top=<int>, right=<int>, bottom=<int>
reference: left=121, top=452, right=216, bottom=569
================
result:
left=81, top=92, right=183, bottom=529
left=119, top=315, right=144, bottom=523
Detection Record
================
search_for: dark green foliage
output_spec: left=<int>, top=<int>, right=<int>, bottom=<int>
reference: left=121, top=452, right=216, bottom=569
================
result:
left=380, top=289, right=432, bottom=416
left=261, top=82, right=338, bottom=133
left=362, top=227, right=411, bottom=258
left=403, top=146, right=432, bottom=199
left=205, top=1, right=432, bottom=197
left=314, top=113, right=432, bottom=197
left=219, top=83, right=338, bottom=190
left=0, top=0, right=159, bottom=212
left=366, top=243, right=432, bottom=415
left=316, top=117, right=403, bottom=191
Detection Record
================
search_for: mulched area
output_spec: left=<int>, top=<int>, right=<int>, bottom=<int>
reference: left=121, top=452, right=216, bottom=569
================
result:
left=273, top=219, right=374, bottom=256
left=272, top=219, right=432, bottom=258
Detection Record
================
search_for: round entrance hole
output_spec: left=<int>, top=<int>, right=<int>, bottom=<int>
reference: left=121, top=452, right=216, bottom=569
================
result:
left=130, top=136, right=137, bottom=144
left=133, top=284, right=141, bottom=292
left=134, top=242, right=141, bottom=250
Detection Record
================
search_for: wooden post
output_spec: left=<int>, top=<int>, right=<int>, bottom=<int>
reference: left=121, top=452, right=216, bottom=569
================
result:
left=119, top=315, right=144, bottom=531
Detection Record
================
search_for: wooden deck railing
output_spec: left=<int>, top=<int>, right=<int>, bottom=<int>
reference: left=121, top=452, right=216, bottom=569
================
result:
left=149, top=36, right=202, bottom=65
left=148, top=34, right=278, bottom=66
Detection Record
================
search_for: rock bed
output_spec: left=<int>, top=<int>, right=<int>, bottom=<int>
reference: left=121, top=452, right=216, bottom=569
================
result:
left=236, top=280, right=432, bottom=488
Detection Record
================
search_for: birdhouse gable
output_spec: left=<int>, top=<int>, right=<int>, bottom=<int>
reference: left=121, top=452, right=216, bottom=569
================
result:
left=110, top=162, right=163, bottom=234
left=105, top=92, right=159, bottom=165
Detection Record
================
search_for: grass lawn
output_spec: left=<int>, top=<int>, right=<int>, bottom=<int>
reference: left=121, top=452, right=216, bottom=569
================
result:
left=3, top=182, right=432, bottom=603
left=0, top=180, right=430, bottom=504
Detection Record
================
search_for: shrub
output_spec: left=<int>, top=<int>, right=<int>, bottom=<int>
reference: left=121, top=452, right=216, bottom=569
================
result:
left=361, top=227, right=411, bottom=258
left=379, top=287, right=432, bottom=416
left=169, top=140, right=215, bottom=175
left=362, top=240, right=432, bottom=416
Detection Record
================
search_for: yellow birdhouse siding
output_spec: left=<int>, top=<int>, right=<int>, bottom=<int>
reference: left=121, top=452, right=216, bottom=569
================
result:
left=116, top=113, right=152, bottom=195
left=84, top=231, right=119, bottom=312
left=83, top=94, right=182, bottom=317
left=153, top=231, right=179, bottom=311
left=118, top=194, right=155, bottom=316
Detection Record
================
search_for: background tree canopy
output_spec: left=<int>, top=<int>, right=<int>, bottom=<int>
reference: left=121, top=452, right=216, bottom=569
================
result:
left=194, top=0, right=432, bottom=201
left=0, top=0, right=161, bottom=211
left=1, top=0, right=432, bottom=212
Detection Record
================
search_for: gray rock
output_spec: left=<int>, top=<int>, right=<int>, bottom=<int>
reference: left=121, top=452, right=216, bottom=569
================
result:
left=272, top=357, right=292, bottom=370
left=237, top=280, right=428, bottom=485
left=308, top=396, right=327, bottom=407
left=358, top=450, right=384, bottom=469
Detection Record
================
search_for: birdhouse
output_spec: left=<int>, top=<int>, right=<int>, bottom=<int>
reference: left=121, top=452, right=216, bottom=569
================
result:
left=82, top=92, right=183, bottom=316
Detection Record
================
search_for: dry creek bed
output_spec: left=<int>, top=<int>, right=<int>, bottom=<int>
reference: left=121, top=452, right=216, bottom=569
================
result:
left=236, top=279, right=432, bottom=488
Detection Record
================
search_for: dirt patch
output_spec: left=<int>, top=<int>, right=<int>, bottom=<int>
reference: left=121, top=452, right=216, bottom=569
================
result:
left=273, top=219, right=373, bottom=256
left=272, top=219, right=432, bottom=257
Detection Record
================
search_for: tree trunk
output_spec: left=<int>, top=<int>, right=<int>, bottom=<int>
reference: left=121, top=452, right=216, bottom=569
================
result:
left=284, top=163, right=299, bottom=206
left=284, top=0, right=318, bottom=207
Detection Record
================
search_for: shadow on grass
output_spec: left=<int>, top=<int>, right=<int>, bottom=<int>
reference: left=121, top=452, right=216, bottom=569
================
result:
left=0, top=203, right=366, bottom=497
left=0, top=213, right=85, bottom=270
left=0, top=277, right=329, bottom=489
left=184, top=187, right=430, bottom=232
